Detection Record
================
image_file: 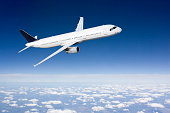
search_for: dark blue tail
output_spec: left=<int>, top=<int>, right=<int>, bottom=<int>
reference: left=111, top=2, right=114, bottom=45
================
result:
left=19, top=30, right=37, bottom=42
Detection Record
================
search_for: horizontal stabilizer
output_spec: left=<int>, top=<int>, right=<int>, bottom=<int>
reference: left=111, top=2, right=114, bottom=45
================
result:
left=19, top=30, right=37, bottom=42
left=18, top=46, right=30, bottom=53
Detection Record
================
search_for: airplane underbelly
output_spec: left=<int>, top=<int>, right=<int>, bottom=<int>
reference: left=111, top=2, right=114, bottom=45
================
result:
left=34, top=42, right=60, bottom=48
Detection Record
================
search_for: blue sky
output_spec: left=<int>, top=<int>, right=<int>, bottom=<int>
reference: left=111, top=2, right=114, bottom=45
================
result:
left=0, top=0, right=170, bottom=75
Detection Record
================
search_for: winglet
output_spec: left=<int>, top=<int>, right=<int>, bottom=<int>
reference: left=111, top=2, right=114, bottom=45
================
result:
left=75, top=17, right=83, bottom=31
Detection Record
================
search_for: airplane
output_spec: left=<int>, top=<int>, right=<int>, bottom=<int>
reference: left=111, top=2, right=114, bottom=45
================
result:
left=18, top=17, right=122, bottom=67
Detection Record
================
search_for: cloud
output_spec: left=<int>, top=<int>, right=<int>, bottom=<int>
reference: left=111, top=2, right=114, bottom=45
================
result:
left=1, top=110, right=8, bottom=112
left=82, top=103, right=86, bottom=105
left=1, top=73, right=170, bottom=83
left=38, top=88, right=66, bottom=95
left=18, top=98, right=28, bottom=101
left=29, top=99, right=38, bottom=103
left=92, top=106, right=105, bottom=111
left=105, top=104, right=116, bottom=109
left=2, top=100, right=10, bottom=104
left=25, top=104, right=38, bottom=107
left=99, top=99, right=111, bottom=104
left=0, top=90, right=16, bottom=95
left=92, top=93, right=111, bottom=97
left=47, top=109, right=77, bottom=113
left=111, top=101, right=120, bottom=104
left=45, top=105, right=53, bottom=109
left=23, top=98, right=39, bottom=107
left=105, top=101, right=135, bottom=109
left=123, top=109, right=129, bottom=111
left=165, top=99, right=170, bottom=104
left=135, top=92, right=152, bottom=97
left=116, top=103, right=128, bottom=108
left=109, top=95, right=125, bottom=99
left=30, top=109, right=38, bottom=112
left=4, top=96, right=13, bottom=100
left=41, top=101, right=62, bottom=105
left=150, top=93, right=164, bottom=98
left=137, top=111, right=144, bottom=113
left=11, top=101, right=17, bottom=104
left=24, top=110, right=39, bottom=113
left=123, top=101, right=135, bottom=106
left=19, top=105, right=25, bottom=108
left=45, top=91, right=66, bottom=95
left=64, top=103, right=69, bottom=105
left=134, top=97, right=153, bottom=103
left=76, top=95, right=94, bottom=103
left=0, top=81, right=170, bottom=113
left=147, top=103, right=164, bottom=108
left=136, top=92, right=164, bottom=98
left=9, top=103, right=18, bottom=107
left=19, top=91, right=27, bottom=95
left=71, top=100, right=77, bottom=105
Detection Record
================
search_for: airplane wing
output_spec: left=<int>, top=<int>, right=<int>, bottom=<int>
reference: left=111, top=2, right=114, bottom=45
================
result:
left=75, top=17, right=83, bottom=31
left=33, top=41, right=77, bottom=67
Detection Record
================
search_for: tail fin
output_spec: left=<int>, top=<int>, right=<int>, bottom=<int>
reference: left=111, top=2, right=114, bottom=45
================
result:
left=19, top=30, right=37, bottom=42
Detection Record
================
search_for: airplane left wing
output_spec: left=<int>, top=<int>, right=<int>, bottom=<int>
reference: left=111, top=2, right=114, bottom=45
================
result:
left=33, top=41, right=77, bottom=67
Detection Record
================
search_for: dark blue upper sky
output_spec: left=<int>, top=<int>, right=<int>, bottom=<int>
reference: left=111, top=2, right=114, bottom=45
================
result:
left=0, top=0, right=170, bottom=74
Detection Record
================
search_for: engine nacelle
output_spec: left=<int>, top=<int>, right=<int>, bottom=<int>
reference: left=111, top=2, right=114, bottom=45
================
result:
left=65, top=47, right=80, bottom=54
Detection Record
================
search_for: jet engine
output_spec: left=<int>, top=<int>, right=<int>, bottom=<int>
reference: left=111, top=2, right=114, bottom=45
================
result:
left=65, top=47, right=80, bottom=53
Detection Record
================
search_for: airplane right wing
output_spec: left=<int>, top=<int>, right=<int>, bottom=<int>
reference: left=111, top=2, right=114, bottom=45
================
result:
left=33, top=41, right=77, bottom=67
left=75, top=17, right=83, bottom=31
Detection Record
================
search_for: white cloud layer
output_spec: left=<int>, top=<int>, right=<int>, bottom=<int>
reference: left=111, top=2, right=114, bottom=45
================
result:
left=134, top=97, right=153, bottom=103
left=45, top=105, right=53, bottom=109
left=47, top=109, right=77, bottom=113
left=147, top=103, right=165, bottom=108
left=137, top=111, right=144, bottom=113
left=42, top=101, right=62, bottom=105
left=92, top=106, right=105, bottom=111
left=1, top=110, right=8, bottom=112
left=25, top=103, right=38, bottom=107
left=165, top=99, right=170, bottom=104
left=0, top=83, right=170, bottom=113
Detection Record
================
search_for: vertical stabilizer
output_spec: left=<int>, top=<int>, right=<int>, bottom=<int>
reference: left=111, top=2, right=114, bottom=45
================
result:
left=19, top=30, right=37, bottom=42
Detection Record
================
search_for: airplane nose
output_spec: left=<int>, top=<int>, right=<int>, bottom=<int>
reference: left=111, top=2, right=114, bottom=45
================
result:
left=118, top=27, right=122, bottom=33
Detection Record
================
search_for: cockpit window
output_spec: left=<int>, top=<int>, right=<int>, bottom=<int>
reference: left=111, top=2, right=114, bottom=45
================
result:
left=110, top=26, right=117, bottom=31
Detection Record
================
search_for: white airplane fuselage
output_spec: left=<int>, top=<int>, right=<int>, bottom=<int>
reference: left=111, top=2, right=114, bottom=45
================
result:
left=26, top=25, right=122, bottom=48
left=19, top=17, right=122, bottom=67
